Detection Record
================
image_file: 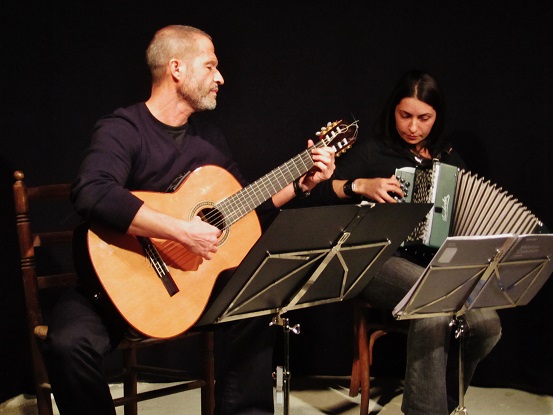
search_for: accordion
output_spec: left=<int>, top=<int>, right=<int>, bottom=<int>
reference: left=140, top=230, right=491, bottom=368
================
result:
left=395, top=161, right=544, bottom=248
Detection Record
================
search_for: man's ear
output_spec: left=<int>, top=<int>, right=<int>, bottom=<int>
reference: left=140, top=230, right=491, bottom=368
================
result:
left=170, top=59, right=184, bottom=80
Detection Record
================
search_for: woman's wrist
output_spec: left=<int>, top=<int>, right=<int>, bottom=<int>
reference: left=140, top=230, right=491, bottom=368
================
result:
left=293, top=177, right=311, bottom=198
left=343, top=179, right=358, bottom=198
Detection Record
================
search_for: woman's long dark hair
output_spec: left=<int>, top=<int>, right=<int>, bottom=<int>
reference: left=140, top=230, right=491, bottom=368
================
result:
left=379, top=70, right=446, bottom=157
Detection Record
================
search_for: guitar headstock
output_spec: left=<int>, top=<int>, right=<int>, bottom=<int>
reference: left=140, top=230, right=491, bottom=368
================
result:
left=315, top=119, right=359, bottom=157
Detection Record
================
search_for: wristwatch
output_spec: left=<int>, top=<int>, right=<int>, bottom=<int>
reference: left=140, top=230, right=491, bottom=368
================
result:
left=293, top=178, right=311, bottom=198
left=343, top=179, right=357, bottom=198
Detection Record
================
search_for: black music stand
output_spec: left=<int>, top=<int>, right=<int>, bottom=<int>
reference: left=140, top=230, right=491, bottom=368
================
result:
left=393, top=233, right=553, bottom=415
left=196, top=202, right=432, bottom=414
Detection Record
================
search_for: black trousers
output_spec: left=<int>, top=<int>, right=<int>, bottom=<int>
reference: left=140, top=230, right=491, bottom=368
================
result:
left=43, top=288, right=123, bottom=415
left=214, top=317, right=277, bottom=415
left=43, top=288, right=277, bottom=415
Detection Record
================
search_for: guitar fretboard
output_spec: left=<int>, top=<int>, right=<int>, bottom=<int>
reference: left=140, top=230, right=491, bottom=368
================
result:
left=217, top=140, right=329, bottom=228
left=214, top=119, right=358, bottom=229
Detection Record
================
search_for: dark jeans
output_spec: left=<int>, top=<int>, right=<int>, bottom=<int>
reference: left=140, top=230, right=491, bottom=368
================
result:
left=361, top=256, right=502, bottom=415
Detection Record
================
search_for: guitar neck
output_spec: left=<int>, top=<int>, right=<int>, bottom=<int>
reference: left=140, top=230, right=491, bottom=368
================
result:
left=217, top=141, right=326, bottom=227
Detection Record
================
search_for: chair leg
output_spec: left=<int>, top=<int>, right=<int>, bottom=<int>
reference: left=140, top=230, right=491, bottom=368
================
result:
left=123, top=344, right=138, bottom=415
left=350, top=304, right=389, bottom=415
left=361, top=330, right=387, bottom=415
left=29, top=335, right=54, bottom=415
left=358, top=312, right=370, bottom=415
left=349, top=305, right=366, bottom=398
left=200, top=331, right=215, bottom=415
left=36, top=386, right=54, bottom=415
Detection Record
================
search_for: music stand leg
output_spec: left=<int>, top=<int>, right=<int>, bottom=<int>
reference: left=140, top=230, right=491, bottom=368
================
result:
left=271, top=315, right=300, bottom=415
left=452, top=316, right=469, bottom=415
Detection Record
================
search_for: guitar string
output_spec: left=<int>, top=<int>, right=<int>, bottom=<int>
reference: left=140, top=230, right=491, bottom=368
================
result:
left=153, top=122, right=358, bottom=263
left=151, top=149, right=316, bottom=266
left=211, top=120, right=359, bottom=228
left=203, top=147, right=316, bottom=229
left=196, top=122, right=357, bottom=230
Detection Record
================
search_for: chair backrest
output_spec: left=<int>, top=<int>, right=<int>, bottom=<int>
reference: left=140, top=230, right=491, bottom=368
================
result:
left=13, top=170, right=79, bottom=403
left=13, top=170, right=78, bottom=332
left=13, top=170, right=215, bottom=415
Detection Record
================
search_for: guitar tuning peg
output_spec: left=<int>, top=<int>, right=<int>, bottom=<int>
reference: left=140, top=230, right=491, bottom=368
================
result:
left=317, top=120, right=341, bottom=138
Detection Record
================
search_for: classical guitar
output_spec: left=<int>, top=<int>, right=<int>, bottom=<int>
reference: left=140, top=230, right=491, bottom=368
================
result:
left=83, top=119, right=358, bottom=338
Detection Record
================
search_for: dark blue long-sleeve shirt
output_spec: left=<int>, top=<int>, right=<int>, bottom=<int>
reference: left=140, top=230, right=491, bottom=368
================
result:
left=71, top=102, right=259, bottom=232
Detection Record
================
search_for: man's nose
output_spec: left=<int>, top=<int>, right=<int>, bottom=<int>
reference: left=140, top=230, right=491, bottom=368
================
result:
left=215, top=70, right=224, bottom=85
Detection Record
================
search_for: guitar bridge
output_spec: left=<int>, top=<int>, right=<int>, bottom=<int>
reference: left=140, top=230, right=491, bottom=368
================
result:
left=137, top=236, right=179, bottom=296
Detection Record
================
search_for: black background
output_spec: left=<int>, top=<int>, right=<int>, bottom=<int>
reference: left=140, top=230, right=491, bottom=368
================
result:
left=2, top=1, right=552, bottom=403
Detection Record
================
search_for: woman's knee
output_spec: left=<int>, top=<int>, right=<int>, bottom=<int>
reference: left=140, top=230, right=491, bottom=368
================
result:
left=464, top=309, right=502, bottom=353
left=408, top=314, right=453, bottom=344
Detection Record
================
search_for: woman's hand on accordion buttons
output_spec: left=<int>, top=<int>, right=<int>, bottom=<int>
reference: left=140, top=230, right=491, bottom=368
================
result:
left=356, top=175, right=404, bottom=203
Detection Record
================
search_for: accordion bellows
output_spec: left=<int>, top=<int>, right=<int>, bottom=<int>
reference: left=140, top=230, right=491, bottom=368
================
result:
left=395, top=161, right=544, bottom=248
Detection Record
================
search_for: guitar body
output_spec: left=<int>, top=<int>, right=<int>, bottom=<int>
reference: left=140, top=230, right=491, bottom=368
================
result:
left=86, top=165, right=262, bottom=338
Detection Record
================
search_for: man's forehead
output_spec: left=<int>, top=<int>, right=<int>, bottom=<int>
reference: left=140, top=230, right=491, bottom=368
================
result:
left=193, top=38, right=218, bottom=64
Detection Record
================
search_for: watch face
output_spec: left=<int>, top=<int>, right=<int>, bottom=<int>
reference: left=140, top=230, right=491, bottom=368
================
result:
left=344, top=180, right=356, bottom=197
left=294, top=178, right=310, bottom=198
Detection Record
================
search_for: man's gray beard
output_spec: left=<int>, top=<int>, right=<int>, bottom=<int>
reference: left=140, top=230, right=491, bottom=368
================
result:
left=188, top=93, right=217, bottom=111
left=179, top=84, right=217, bottom=111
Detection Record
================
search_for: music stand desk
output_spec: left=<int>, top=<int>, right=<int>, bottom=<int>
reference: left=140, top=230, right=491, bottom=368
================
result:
left=197, top=202, right=432, bottom=414
left=198, top=202, right=432, bottom=326
left=393, top=233, right=553, bottom=414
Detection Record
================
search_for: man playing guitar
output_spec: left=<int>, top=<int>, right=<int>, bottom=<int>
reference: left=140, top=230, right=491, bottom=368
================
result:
left=44, top=25, right=337, bottom=415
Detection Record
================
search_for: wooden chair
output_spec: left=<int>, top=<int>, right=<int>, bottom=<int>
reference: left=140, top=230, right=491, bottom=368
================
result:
left=13, top=170, right=215, bottom=415
left=348, top=300, right=408, bottom=415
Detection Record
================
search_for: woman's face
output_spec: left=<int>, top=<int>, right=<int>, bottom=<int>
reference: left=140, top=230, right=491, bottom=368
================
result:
left=394, top=97, right=436, bottom=149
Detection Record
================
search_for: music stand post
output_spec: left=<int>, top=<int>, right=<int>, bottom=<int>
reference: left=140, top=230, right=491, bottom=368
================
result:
left=393, top=233, right=553, bottom=415
left=447, top=313, right=469, bottom=414
left=197, top=202, right=433, bottom=414
left=269, top=314, right=300, bottom=415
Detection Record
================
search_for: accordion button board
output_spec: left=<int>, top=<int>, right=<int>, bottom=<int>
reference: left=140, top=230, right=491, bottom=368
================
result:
left=394, top=161, right=543, bottom=249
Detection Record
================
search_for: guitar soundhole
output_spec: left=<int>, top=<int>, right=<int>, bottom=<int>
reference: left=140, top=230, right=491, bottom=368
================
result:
left=197, top=206, right=229, bottom=245
left=197, top=206, right=225, bottom=230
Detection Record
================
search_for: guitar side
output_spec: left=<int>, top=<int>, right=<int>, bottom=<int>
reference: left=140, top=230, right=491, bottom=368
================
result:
left=86, top=165, right=262, bottom=338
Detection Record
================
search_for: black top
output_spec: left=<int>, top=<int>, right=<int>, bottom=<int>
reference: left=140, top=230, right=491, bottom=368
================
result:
left=312, top=134, right=466, bottom=265
left=71, top=102, right=274, bottom=232
left=314, top=134, right=466, bottom=205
